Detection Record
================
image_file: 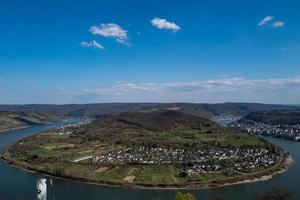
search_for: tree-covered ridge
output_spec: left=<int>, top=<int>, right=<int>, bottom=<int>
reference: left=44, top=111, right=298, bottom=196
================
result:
left=0, top=102, right=297, bottom=118
left=239, top=110, right=300, bottom=125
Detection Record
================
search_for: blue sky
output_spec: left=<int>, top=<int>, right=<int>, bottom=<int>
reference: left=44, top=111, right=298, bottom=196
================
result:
left=0, top=0, right=300, bottom=104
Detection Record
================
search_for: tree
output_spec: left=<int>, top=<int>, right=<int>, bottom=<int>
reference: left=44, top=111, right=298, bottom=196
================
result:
left=255, top=187, right=292, bottom=200
left=175, top=192, right=196, bottom=200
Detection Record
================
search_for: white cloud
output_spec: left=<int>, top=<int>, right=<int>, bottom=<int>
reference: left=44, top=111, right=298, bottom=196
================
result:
left=80, top=76, right=300, bottom=103
left=150, top=17, right=181, bottom=32
left=7, top=76, right=300, bottom=104
left=273, top=21, right=285, bottom=28
left=83, top=76, right=300, bottom=95
left=84, top=83, right=159, bottom=96
left=89, top=23, right=129, bottom=45
left=80, top=40, right=104, bottom=49
left=258, top=16, right=273, bottom=26
left=258, top=16, right=285, bottom=28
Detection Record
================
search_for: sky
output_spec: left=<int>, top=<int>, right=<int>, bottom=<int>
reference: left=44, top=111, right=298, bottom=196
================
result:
left=0, top=0, right=300, bottom=104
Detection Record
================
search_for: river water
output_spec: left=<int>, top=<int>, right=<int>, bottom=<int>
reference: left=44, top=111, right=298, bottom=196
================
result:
left=0, top=123, right=299, bottom=200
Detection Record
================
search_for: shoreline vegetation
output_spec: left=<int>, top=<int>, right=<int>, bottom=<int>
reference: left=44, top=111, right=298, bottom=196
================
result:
left=174, top=186, right=293, bottom=200
left=0, top=145, right=292, bottom=190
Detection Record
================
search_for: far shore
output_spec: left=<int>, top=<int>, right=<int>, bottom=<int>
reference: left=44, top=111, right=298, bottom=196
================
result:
left=0, top=120, right=61, bottom=134
left=0, top=126, right=30, bottom=134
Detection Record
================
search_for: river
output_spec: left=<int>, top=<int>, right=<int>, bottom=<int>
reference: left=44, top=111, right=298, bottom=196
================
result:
left=0, top=123, right=299, bottom=200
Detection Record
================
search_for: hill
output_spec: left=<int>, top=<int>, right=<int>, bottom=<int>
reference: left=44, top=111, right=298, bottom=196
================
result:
left=0, top=102, right=297, bottom=118
left=73, top=110, right=224, bottom=146
left=238, top=110, right=300, bottom=125
left=90, top=109, right=214, bottom=132
left=0, top=111, right=57, bottom=132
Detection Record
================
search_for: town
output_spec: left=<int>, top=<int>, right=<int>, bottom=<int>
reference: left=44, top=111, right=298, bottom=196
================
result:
left=92, top=146, right=281, bottom=175
left=54, top=119, right=92, bottom=135
left=231, top=120, right=300, bottom=141
left=211, top=114, right=241, bottom=123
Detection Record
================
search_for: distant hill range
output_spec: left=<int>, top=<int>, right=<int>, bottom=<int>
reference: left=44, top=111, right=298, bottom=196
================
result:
left=238, top=110, right=300, bottom=125
left=0, top=111, right=56, bottom=132
left=0, top=103, right=298, bottom=118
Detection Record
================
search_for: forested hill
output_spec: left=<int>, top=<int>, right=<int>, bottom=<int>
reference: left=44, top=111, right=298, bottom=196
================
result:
left=238, top=110, right=300, bottom=125
left=90, top=109, right=215, bottom=132
left=0, top=103, right=297, bottom=118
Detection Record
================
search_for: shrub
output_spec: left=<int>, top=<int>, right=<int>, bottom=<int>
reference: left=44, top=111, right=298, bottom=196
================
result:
left=175, top=192, right=196, bottom=200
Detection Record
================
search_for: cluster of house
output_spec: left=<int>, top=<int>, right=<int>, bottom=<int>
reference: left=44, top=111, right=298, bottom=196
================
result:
left=184, top=147, right=280, bottom=175
left=231, top=120, right=300, bottom=141
left=211, top=114, right=241, bottom=122
left=55, top=119, right=91, bottom=135
left=92, top=146, right=280, bottom=174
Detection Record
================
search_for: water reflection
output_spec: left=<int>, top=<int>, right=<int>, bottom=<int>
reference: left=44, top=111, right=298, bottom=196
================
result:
left=37, top=179, right=47, bottom=200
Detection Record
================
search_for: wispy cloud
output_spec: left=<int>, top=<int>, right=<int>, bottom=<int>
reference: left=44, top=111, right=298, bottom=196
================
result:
left=0, top=78, right=4, bottom=82
left=150, top=17, right=181, bottom=32
left=89, top=23, right=129, bottom=45
left=258, top=16, right=285, bottom=28
left=80, top=40, right=104, bottom=49
left=8, top=76, right=300, bottom=104
left=83, top=76, right=300, bottom=95
left=258, top=16, right=274, bottom=26
left=273, top=21, right=285, bottom=28
left=80, top=76, right=300, bottom=103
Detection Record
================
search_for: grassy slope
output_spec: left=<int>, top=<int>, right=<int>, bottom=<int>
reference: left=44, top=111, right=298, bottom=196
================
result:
left=0, top=111, right=57, bottom=132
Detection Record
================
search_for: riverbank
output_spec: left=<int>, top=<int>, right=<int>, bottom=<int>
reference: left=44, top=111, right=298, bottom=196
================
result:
left=219, top=154, right=293, bottom=188
left=0, top=126, right=30, bottom=134
left=0, top=119, right=61, bottom=134
left=1, top=148, right=292, bottom=190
